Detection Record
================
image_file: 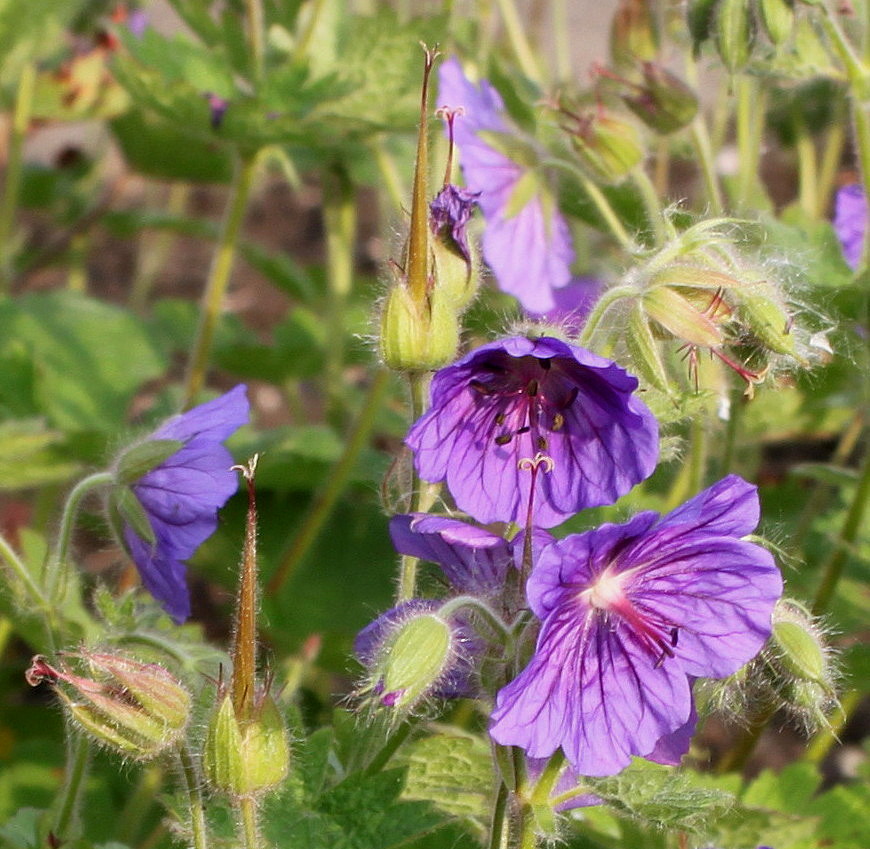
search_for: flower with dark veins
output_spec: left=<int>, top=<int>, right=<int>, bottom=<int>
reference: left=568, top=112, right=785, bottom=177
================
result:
left=489, top=475, right=782, bottom=776
left=113, top=385, right=249, bottom=622
left=405, top=336, right=658, bottom=528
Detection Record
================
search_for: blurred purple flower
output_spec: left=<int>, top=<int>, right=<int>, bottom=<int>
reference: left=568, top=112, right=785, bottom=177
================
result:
left=127, top=9, right=149, bottom=38
left=489, top=475, right=782, bottom=776
left=525, top=276, right=604, bottom=335
left=389, top=513, right=552, bottom=597
left=405, top=335, right=658, bottom=528
left=834, top=183, right=867, bottom=270
left=438, top=57, right=575, bottom=313
left=120, top=385, right=249, bottom=622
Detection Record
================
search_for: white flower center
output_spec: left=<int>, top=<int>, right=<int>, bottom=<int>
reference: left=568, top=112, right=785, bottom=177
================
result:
left=580, top=568, right=626, bottom=611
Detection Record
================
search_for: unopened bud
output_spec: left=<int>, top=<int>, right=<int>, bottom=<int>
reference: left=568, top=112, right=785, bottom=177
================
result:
left=610, top=0, right=659, bottom=67
left=566, top=109, right=645, bottom=184
left=622, top=63, right=698, bottom=135
left=758, top=0, right=794, bottom=45
left=716, top=0, right=755, bottom=72
left=429, top=184, right=481, bottom=311
left=735, top=286, right=799, bottom=358
left=27, top=651, right=190, bottom=759
left=203, top=692, right=290, bottom=798
left=626, top=299, right=672, bottom=393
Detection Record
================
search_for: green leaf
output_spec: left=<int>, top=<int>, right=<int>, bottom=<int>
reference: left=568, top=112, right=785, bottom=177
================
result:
left=586, top=760, right=736, bottom=832
left=399, top=731, right=491, bottom=835
left=0, top=292, right=166, bottom=433
left=0, top=419, right=80, bottom=489
left=741, top=762, right=821, bottom=813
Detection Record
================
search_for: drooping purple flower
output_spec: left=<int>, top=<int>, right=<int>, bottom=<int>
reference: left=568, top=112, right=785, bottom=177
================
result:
left=430, top=183, right=479, bottom=263
left=390, top=513, right=553, bottom=600
left=117, top=385, right=249, bottom=622
left=405, top=335, right=658, bottom=528
left=438, top=57, right=575, bottom=313
left=489, top=475, right=782, bottom=777
left=834, top=183, right=867, bottom=270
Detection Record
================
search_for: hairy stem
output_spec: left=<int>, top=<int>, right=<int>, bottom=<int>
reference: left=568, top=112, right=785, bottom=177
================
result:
left=53, top=732, right=90, bottom=841
left=178, top=744, right=209, bottom=849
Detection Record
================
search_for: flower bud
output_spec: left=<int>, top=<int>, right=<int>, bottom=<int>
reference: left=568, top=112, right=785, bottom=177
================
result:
left=622, top=63, right=698, bottom=135
left=610, top=0, right=659, bottom=68
left=736, top=285, right=799, bottom=359
left=355, top=604, right=468, bottom=716
left=758, top=0, right=794, bottom=44
left=429, top=184, right=481, bottom=311
left=716, top=0, right=755, bottom=72
left=566, top=108, right=645, bottom=184
left=26, top=651, right=191, bottom=759
left=203, top=691, right=290, bottom=798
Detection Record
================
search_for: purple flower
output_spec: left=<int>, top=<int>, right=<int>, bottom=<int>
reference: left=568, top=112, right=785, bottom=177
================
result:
left=119, top=385, right=249, bottom=622
left=834, top=183, right=867, bottom=270
left=525, top=276, right=604, bottom=335
left=390, top=513, right=553, bottom=603
left=430, top=183, right=479, bottom=263
left=489, top=475, right=782, bottom=776
left=438, top=58, right=575, bottom=313
left=405, top=336, right=658, bottom=528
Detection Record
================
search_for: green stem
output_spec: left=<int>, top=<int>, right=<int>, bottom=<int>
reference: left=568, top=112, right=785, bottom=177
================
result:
left=576, top=284, right=637, bottom=348
left=552, top=0, right=570, bottom=80
left=720, top=386, right=745, bottom=476
left=734, top=76, right=767, bottom=209
left=397, top=372, right=433, bottom=602
left=178, top=744, right=209, bottom=849
left=816, top=100, right=847, bottom=218
left=362, top=719, right=414, bottom=777
left=53, top=732, right=90, bottom=841
left=690, top=118, right=725, bottom=214
left=493, top=0, right=543, bottom=84
left=322, top=165, right=356, bottom=422
left=0, top=62, right=36, bottom=293
left=631, top=165, right=667, bottom=247
left=850, top=98, right=870, bottom=271
left=488, top=777, right=510, bottom=849
left=265, top=369, right=392, bottom=596
left=183, top=154, right=258, bottom=409
left=578, top=173, right=636, bottom=252
left=45, top=471, right=114, bottom=604
left=793, top=112, right=818, bottom=219
left=237, top=797, right=260, bottom=849
left=437, top=595, right=511, bottom=639
left=245, top=0, right=265, bottom=82
left=115, top=765, right=163, bottom=845
left=715, top=703, right=777, bottom=774
left=811, top=436, right=870, bottom=615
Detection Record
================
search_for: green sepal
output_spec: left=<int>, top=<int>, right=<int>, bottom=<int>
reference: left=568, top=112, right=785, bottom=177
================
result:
left=627, top=301, right=673, bottom=394
left=112, top=485, right=157, bottom=546
left=116, top=438, right=184, bottom=485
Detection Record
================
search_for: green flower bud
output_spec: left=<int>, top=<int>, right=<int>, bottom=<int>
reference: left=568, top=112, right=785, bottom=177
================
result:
left=377, top=613, right=454, bottom=709
left=626, top=299, right=672, bottom=393
left=758, top=0, right=794, bottom=44
left=735, top=286, right=799, bottom=358
left=566, top=109, right=645, bottom=184
left=770, top=600, right=832, bottom=687
left=26, top=652, right=191, bottom=760
left=622, top=63, right=699, bottom=135
left=203, top=692, right=290, bottom=798
left=716, top=0, right=755, bottom=72
left=610, top=0, right=659, bottom=68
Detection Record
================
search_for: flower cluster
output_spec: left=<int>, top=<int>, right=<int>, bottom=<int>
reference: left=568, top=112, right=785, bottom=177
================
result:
left=362, top=322, right=782, bottom=779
